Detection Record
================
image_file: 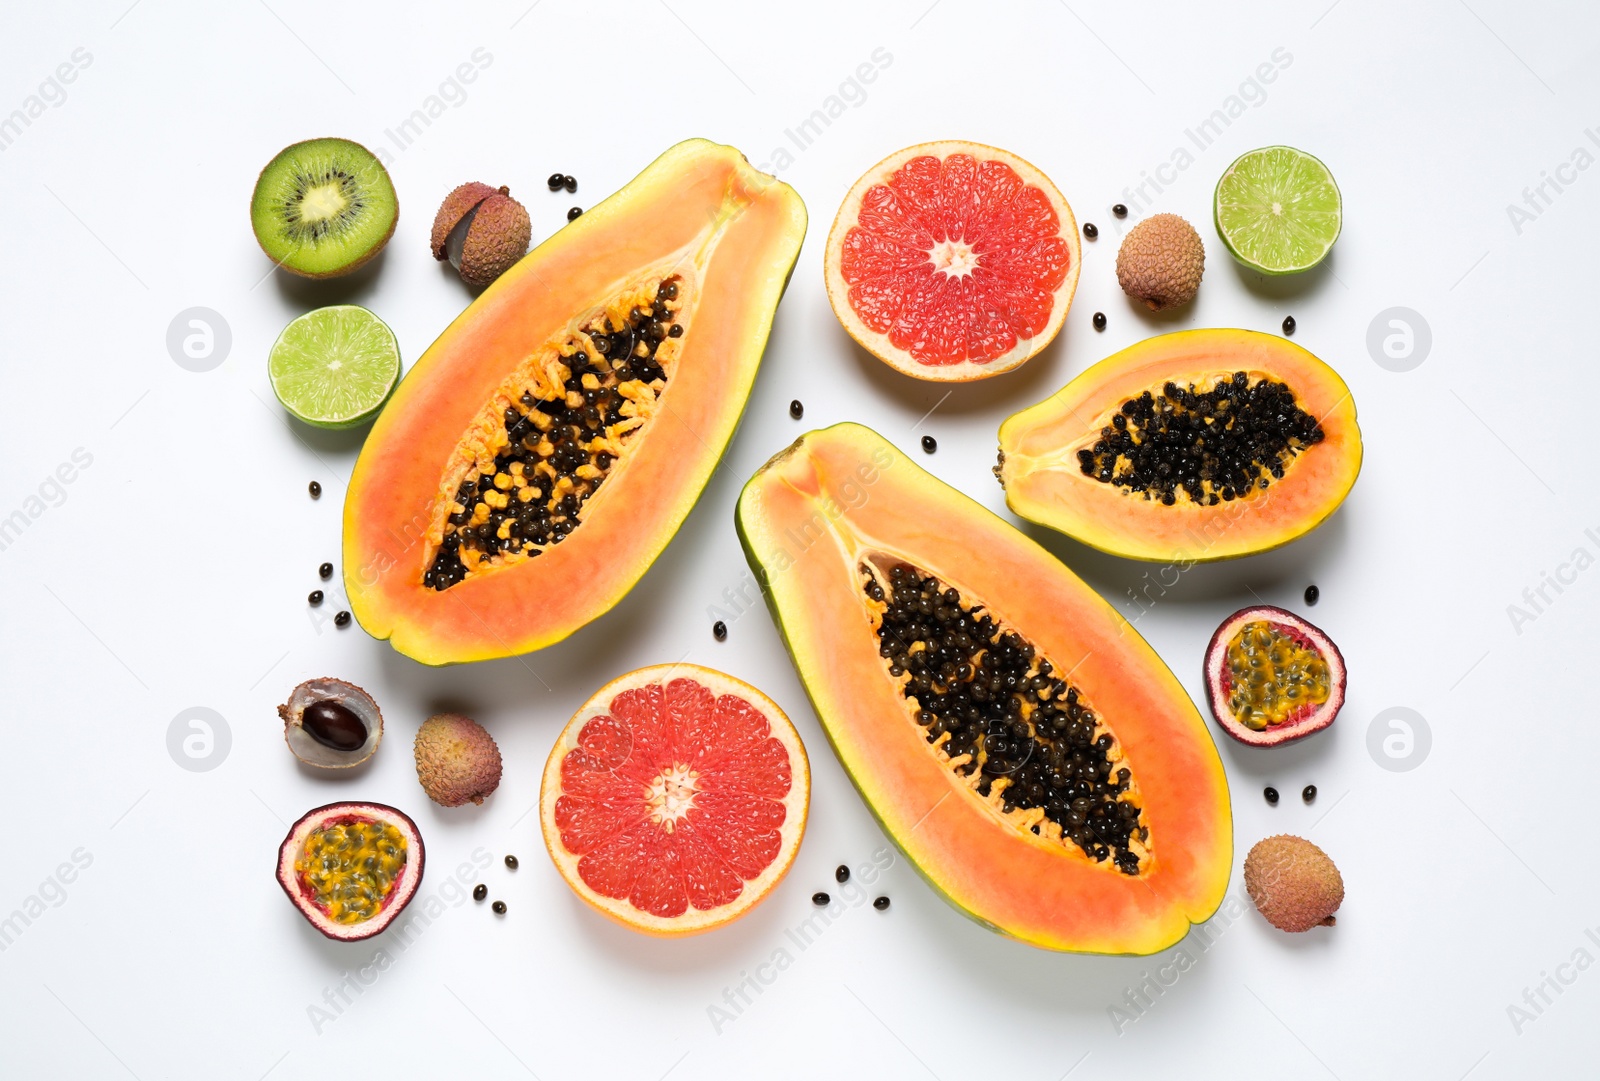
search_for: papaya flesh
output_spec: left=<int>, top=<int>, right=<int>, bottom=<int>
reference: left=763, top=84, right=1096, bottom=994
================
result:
left=344, top=140, right=805, bottom=664
left=997, top=329, right=1361, bottom=562
left=737, top=423, right=1231, bottom=955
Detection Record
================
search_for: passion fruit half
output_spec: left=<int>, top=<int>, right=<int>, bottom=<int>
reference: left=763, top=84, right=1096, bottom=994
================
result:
left=279, top=677, right=382, bottom=768
left=1203, top=605, right=1345, bottom=747
left=276, top=802, right=424, bottom=941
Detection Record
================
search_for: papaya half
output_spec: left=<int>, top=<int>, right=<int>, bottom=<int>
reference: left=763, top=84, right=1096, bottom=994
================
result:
left=997, top=329, right=1361, bottom=562
left=344, top=140, right=806, bottom=664
left=736, top=423, right=1231, bottom=955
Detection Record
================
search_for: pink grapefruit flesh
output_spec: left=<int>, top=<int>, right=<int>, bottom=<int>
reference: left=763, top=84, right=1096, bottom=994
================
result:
left=825, top=141, right=1081, bottom=382
left=539, top=664, right=809, bottom=935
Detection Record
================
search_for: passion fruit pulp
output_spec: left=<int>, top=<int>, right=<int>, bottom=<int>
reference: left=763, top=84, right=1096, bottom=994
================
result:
left=276, top=802, right=424, bottom=941
left=1203, top=605, right=1345, bottom=747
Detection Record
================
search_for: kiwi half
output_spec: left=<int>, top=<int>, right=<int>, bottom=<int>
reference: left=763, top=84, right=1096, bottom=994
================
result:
left=250, top=137, right=398, bottom=279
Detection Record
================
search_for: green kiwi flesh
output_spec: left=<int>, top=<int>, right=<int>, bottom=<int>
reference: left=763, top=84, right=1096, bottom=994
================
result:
left=250, top=138, right=398, bottom=279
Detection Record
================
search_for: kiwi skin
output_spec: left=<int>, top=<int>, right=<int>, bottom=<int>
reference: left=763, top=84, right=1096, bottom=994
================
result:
left=251, top=137, right=398, bottom=280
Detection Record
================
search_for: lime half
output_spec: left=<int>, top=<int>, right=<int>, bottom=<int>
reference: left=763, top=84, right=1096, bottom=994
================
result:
left=1214, top=146, right=1341, bottom=275
left=268, top=305, right=400, bottom=428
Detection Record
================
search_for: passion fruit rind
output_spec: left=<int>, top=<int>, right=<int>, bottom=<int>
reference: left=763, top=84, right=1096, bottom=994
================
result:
left=276, top=801, right=425, bottom=942
left=1203, top=605, right=1345, bottom=747
left=279, top=677, right=384, bottom=768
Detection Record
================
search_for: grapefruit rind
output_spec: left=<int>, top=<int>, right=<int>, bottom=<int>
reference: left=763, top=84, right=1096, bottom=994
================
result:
left=539, top=663, right=810, bottom=936
left=824, top=140, right=1081, bottom=383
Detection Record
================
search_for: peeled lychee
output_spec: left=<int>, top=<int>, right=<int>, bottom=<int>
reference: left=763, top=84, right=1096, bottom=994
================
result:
left=430, top=183, right=531, bottom=289
left=413, top=713, right=503, bottom=807
left=1116, top=213, right=1205, bottom=311
left=1244, top=834, right=1343, bottom=932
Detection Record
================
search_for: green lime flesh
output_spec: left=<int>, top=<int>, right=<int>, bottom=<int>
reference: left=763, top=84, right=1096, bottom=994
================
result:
left=250, top=137, right=398, bottom=278
left=268, top=305, right=400, bottom=429
left=1214, top=146, right=1341, bottom=275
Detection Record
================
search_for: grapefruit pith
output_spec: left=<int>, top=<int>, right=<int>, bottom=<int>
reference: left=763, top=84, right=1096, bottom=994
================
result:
left=539, top=664, right=809, bottom=935
left=825, top=141, right=1081, bottom=382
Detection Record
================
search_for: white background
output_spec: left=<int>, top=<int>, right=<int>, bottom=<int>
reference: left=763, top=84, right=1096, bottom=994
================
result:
left=2, top=1, right=1597, bottom=1077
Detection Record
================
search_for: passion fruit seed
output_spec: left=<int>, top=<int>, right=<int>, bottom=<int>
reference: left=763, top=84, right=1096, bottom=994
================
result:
left=1093, top=312, right=1106, bottom=331
left=295, top=818, right=407, bottom=925
left=1083, top=222, right=1098, bottom=239
left=309, top=480, right=321, bottom=499
left=866, top=562, right=1147, bottom=875
left=424, top=277, right=680, bottom=590
left=1224, top=620, right=1331, bottom=731
left=308, top=590, right=323, bottom=606
left=301, top=700, right=369, bottom=752
left=1303, top=784, right=1317, bottom=803
left=474, top=884, right=487, bottom=902
left=492, top=900, right=507, bottom=915
left=873, top=896, right=890, bottom=911
left=1282, top=315, right=1296, bottom=336
left=1076, top=373, right=1324, bottom=507
left=712, top=620, right=727, bottom=641
left=1264, top=786, right=1279, bottom=805
left=812, top=892, right=830, bottom=906
left=1305, top=584, right=1320, bottom=605
left=318, top=562, right=333, bottom=580
left=921, top=435, right=937, bottom=454
left=835, top=864, right=850, bottom=883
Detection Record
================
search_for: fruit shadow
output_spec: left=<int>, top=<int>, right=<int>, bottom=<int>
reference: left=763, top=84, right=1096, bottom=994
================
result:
left=1224, top=249, right=1345, bottom=306
left=269, top=249, right=389, bottom=309
left=838, top=320, right=1081, bottom=424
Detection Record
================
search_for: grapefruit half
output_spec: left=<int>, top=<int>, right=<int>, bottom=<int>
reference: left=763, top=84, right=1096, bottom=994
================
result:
left=539, top=664, right=809, bottom=935
left=825, top=140, right=1081, bottom=382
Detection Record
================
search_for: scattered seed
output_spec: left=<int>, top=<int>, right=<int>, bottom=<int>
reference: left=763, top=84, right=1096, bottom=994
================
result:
left=318, top=562, right=334, bottom=580
left=505, top=855, right=519, bottom=870
left=308, top=481, right=322, bottom=499
left=1112, top=203, right=1128, bottom=218
left=873, top=896, right=890, bottom=911
left=1083, top=222, right=1098, bottom=239
left=713, top=620, right=728, bottom=641
left=1264, top=786, right=1279, bottom=805
left=1282, top=315, right=1296, bottom=336
left=1302, top=784, right=1317, bottom=803
left=474, top=884, right=487, bottom=902
left=789, top=399, right=804, bottom=419
left=566, top=207, right=582, bottom=221
left=1304, top=584, right=1320, bottom=606
left=492, top=900, right=507, bottom=915
left=308, top=590, right=324, bottom=607
left=564, top=176, right=577, bottom=194
left=812, top=891, right=830, bottom=907
left=1092, top=312, right=1107, bottom=332
left=835, top=864, right=850, bottom=883
left=546, top=173, right=566, bottom=191
left=920, top=435, right=937, bottom=454
left=334, top=610, right=351, bottom=628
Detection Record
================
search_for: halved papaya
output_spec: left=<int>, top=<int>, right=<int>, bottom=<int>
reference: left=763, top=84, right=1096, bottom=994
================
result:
left=736, top=423, right=1231, bottom=955
left=997, top=329, right=1361, bottom=562
left=344, top=140, right=805, bottom=664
